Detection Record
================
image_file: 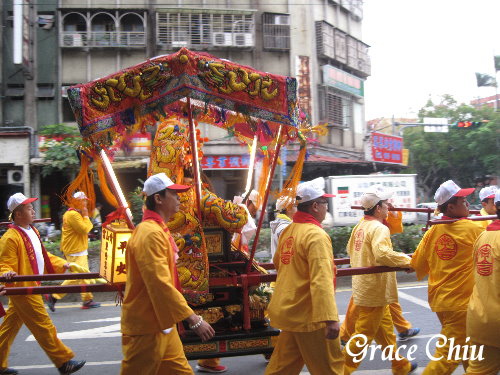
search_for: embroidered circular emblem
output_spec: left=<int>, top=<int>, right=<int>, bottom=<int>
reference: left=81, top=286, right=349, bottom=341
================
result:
left=280, top=236, right=295, bottom=264
left=475, top=244, right=494, bottom=276
left=435, top=234, right=457, bottom=260
left=354, top=229, right=364, bottom=252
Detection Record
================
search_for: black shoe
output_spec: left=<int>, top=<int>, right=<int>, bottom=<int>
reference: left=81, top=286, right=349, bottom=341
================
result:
left=58, top=360, right=86, bottom=374
left=398, top=327, right=420, bottom=341
left=0, top=368, right=18, bottom=375
left=408, top=361, right=418, bottom=374
left=44, top=294, right=57, bottom=312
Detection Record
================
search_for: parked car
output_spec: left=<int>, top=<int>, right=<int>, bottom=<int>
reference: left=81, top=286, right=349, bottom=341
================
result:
left=416, top=202, right=442, bottom=223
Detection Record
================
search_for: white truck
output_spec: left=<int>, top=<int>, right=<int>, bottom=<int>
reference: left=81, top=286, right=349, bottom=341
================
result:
left=325, top=174, right=417, bottom=226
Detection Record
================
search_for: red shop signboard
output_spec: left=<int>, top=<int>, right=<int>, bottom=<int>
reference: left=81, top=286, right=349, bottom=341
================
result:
left=201, top=155, right=250, bottom=169
left=371, top=132, right=403, bottom=164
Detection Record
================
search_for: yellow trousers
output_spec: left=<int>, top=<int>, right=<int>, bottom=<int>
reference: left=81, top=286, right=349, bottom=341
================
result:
left=343, top=305, right=411, bottom=375
left=121, top=326, right=193, bottom=375
left=53, top=254, right=93, bottom=302
left=465, top=343, right=500, bottom=374
left=340, top=297, right=411, bottom=342
left=0, top=295, right=74, bottom=368
left=423, top=310, right=468, bottom=375
left=265, top=328, right=344, bottom=375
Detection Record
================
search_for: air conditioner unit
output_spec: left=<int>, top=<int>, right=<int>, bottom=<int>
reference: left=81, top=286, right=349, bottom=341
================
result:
left=63, top=33, right=83, bottom=47
left=213, top=32, right=233, bottom=46
left=233, top=33, right=253, bottom=47
left=7, top=170, right=24, bottom=185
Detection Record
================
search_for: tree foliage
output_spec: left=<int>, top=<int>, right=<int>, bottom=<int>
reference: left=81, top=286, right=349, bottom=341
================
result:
left=403, top=95, right=499, bottom=200
left=40, top=124, right=82, bottom=178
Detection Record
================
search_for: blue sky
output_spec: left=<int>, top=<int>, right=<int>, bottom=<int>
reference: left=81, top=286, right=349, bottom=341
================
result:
left=363, top=0, right=500, bottom=120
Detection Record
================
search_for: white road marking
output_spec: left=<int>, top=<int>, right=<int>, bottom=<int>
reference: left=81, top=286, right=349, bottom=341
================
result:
left=75, top=317, right=120, bottom=323
left=12, top=361, right=121, bottom=370
left=398, top=285, right=428, bottom=290
left=397, top=291, right=431, bottom=310
left=26, top=323, right=121, bottom=341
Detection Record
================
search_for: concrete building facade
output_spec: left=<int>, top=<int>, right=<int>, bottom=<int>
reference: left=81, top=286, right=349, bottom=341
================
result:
left=1, top=0, right=372, bottom=219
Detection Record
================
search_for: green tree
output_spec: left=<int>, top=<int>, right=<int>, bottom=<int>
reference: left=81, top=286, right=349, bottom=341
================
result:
left=39, top=124, right=82, bottom=178
left=402, top=95, right=499, bottom=200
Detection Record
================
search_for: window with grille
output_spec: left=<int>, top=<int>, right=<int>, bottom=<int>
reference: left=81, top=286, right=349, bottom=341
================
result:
left=320, top=87, right=353, bottom=128
left=262, top=13, right=290, bottom=50
left=157, top=11, right=254, bottom=49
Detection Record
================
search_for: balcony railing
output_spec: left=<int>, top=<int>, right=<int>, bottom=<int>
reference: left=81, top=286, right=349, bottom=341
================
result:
left=60, top=31, right=146, bottom=48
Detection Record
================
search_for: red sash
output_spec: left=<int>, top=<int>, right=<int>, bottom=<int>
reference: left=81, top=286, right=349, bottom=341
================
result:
left=8, top=225, right=55, bottom=281
left=0, top=304, right=5, bottom=318
left=142, top=210, right=181, bottom=291
left=487, top=220, right=500, bottom=231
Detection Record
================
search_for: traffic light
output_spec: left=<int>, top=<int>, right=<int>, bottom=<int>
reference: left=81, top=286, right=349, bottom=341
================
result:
left=455, top=121, right=486, bottom=128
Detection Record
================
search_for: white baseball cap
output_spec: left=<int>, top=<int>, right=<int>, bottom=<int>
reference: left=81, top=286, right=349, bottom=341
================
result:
left=73, top=191, right=88, bottom=200
left=143, top=173, right=191, bottom=196
left=479, top=186, right=497, bottom=202
left=275, top=196, right=295, bottom=211
left=360, top=184, right=393, bottom=210
left=296, top=177, right=335, bottom=204
left=434, top=180, right=475, bottom=205
left=7, top=192, right=38, bottom=212
left=495, top=189, right=500, bottom=204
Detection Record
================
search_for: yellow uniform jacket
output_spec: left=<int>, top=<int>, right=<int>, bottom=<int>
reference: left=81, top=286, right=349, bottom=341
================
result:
left=411, top=218, right=484, bottom=312
left=478, top=207, right=493, bottom=230
left=0, top=227, right=67, bottom=288
left=467, top=221, right=500, bottom=348
left=121, top=219, right=194, bottom=335
left=60, top=210, right=93, bottom=255
left=268, top=220, right=339, bottom=332
left=348, top=217, right=411, bottom=307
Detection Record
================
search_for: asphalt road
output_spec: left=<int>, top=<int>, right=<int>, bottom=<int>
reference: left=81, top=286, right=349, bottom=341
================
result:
left=4, top=278, right=466, bottom=375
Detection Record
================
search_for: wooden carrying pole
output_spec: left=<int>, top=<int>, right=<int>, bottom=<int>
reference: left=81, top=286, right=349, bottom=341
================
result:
left=186, top=97, right=203, bottom=222
left=351, top=206, right=481, bottom=215
left=0, top=218, right=51, bottom=226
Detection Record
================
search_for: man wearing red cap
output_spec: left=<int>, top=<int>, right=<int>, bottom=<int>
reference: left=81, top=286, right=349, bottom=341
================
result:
left=411, top=180, right=484, bottom=374
left=342, top=185, right=416, bottom=375
left=120, top=173, right=215, bottom=375
left=265, top=177, right=343, bottom=374
left=47, top=191, right=100, bottom=310
left=0, top=193, right=86, bottom=375
left=466, top=189, right=500, bottom=374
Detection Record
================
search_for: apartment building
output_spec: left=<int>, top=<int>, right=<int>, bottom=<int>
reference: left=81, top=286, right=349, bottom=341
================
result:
left=1, top=0, right=371, bottom=217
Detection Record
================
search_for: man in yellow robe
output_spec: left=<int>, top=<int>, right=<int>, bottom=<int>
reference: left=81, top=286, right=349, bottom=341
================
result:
left=0, top=193, right=86, bottom=375
left=411, top=180, right=484, bottom=374
left=47, top=191, right=100, bottom=310
left=465, top=190, right=500, bottom=374
left=266, top=177, right=343, bottom=375
left=342, top=185, right=416, bottom=375
left=120, top=173, right=215, bottom=375
left=477, top=186, right=497, bottom=229
left=340, top=208, right=420, bottom=343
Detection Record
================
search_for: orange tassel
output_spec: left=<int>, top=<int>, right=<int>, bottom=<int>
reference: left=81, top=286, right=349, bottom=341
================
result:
left=61, top=154, right=96, bottom=212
